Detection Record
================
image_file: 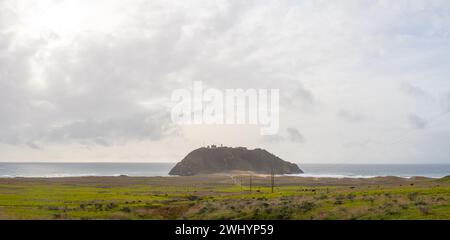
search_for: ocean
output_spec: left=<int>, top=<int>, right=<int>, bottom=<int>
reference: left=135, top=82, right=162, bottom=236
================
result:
left=0, top=162, right=449, bottom=178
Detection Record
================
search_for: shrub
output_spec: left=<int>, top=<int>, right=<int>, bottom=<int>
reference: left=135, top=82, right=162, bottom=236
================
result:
left=53, top=213, right=65, bottom=219
left=381, top=202, right=393, bottom=209
left=418, top=206, right=430, bottom=215
left=120, top=207, right=131, bottom=213
left=334, top=195, right=345, bottom=205
left=407, top=192, right=419, bottom=201
left=346, top=194, right=355, bottom=201
left=335, top=195, right=345, bottom=201
left=384, top=208, right=400, bottom=215
left=277, top=208, right=292, bottom=220
left=187, top=195, right=199, bottom=201
left=106, top=203, right=117, bottom=210
left=315, top=194, right=327, bottom=200
left=299, top=201, right=316, bottom=213
left=198, top=207, right=209, bottom=214
left=414, top=201, right=427, bottom=206
left=400, top=204, right=409, bottom=210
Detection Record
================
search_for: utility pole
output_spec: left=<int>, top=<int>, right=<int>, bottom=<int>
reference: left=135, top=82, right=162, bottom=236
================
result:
left=271, top=168, right=275, bottom=193
left=240, top=176, right=243, bottom=192
left=249, top=174, right=252, bottom=193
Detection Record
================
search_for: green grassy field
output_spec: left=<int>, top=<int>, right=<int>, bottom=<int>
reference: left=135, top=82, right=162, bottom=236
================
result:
left=0, top=175, right=449, bottom=220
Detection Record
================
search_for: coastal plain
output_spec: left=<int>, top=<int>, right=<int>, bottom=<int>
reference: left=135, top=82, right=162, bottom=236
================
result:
left=0, top=174, right=449, bottom=220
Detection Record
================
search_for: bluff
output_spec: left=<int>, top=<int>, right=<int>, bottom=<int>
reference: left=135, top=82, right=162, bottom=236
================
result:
left=169, top=146, right=303, bottom=176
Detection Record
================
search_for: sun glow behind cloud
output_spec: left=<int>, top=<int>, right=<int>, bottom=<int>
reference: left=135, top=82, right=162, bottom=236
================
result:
left=5, top=0, right=132, bottom=91
left=10, top=0, right=127, bottom=42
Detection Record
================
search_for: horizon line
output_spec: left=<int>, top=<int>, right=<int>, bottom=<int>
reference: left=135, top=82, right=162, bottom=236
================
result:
left=1, top=162, right=450, bottom=165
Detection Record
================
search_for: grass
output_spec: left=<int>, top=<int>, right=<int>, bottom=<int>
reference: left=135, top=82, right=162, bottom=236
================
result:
left=0, top=175, right=449, bottom=219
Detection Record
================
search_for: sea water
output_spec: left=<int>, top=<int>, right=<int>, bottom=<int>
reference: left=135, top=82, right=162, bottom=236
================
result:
left=0, top=162, right=449, bottom=178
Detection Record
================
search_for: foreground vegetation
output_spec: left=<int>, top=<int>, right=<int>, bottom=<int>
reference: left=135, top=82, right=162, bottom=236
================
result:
left=0, top=175, right=449, bottom=219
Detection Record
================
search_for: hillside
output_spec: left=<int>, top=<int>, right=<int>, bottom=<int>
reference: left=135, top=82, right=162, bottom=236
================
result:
left=169, top=146, right=303, bottom=176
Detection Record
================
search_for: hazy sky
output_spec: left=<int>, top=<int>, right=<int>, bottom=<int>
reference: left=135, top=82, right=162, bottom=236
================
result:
left=1, top=0, right=450, bottom=163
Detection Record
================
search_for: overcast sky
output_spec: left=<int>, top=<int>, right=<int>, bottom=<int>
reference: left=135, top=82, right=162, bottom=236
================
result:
left=1, top=0, right=450, bottom=163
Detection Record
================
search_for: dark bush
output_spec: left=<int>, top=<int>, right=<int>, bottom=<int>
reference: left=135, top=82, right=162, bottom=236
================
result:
left=346, top=194, right=355, bottom=201
left=299, top=201, right=316, bottom=213
left=187, top=195, right=199, bottom=201
left=120, top=207, right=131, bottom=213
left=106, top=203, right=117, bottom=210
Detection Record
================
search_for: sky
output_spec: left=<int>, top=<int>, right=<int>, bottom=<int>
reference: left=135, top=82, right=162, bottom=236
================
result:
left=1, top=0, right=450, bottom=164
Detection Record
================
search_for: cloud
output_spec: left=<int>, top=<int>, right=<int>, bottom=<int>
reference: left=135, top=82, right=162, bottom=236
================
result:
left=281, top=80, right=315, bottom=112
left=446, top=93, right=450, bottom=111
left=261, top=134, right=285, bottom=144
left=1, top=0, right=450, bottom=163
left=408, top=114, right=428, bottom=129
left=26, top=142, right=41, bottom=150
left=0, top=110, right=175, bottom=148
left=261, top=128, right=305, bottom=144
left=337, top=109, right=368, bottom=124
left=45, top=112, right=175, bottom=145
left=286, top=128, right=305, bottom=143
left=400, top=82, right=430, bottom=99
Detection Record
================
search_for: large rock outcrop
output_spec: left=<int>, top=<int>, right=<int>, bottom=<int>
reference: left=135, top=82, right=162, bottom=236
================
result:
left=169, top=146, right=303, bottom=176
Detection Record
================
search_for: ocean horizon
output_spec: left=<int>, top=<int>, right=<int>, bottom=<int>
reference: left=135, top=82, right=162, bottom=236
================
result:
left=0, top=162, right=449, bottom=179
